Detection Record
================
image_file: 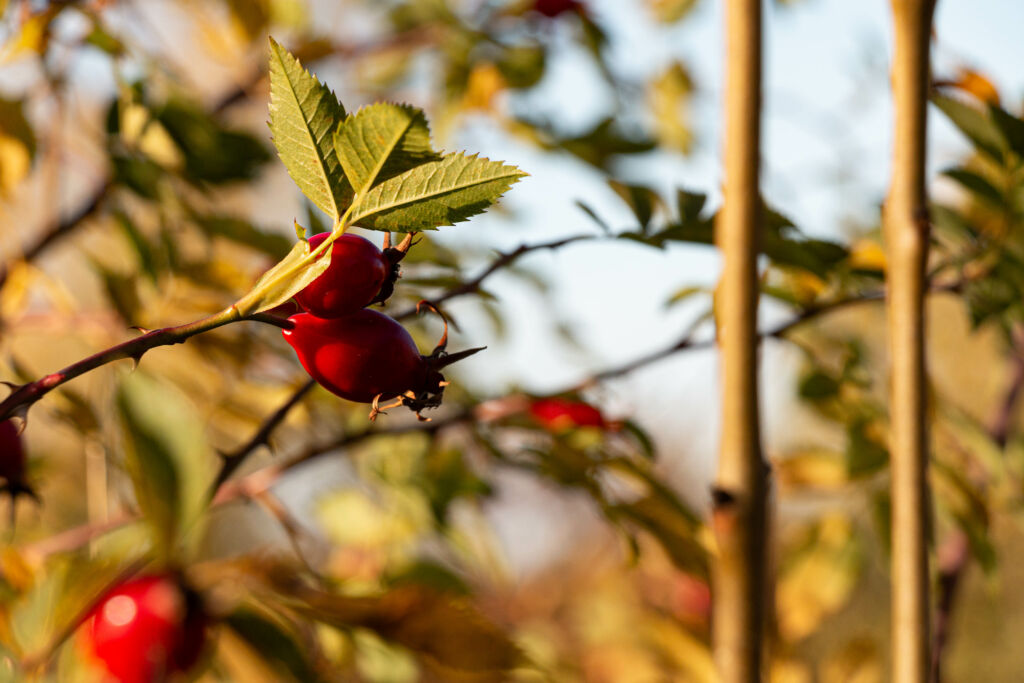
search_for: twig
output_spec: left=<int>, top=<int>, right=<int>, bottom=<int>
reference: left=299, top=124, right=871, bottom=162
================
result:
left=212, top=379, right=316, bottom=490
left=930, top=531, right=968, bottom=683
left=391, top=234, right=594, bottom=320
left=0, top=310, right=290, bottom=423
left=989, top=326, right=1024, bottom=449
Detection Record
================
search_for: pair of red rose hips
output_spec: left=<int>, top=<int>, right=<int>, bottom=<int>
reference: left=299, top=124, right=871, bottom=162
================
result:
left=80, top=573, right=207, bottom=683
left=282, top=232, right=477, bottom=419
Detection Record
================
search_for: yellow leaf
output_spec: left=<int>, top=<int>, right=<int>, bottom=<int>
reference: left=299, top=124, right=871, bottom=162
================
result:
left=650, top=62, right=694, bottom=154
left=462, top=63, right=506, bottom=112
left=820, top=638, right=883, bottom=683
left=774, top=450, right=847, bottom=492
left=776, top=515, right=861, bottom=642
left=0, top=135, right=31, bottom=193
left=848, top=240, right=886, bottom=272
left=2, top=8, right=58, bottom=61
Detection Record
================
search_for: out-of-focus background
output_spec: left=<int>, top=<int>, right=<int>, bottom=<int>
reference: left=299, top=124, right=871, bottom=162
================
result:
left=1, top=0, right=1024, bottom=680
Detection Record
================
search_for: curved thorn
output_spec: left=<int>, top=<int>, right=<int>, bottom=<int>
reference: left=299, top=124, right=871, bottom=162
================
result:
left=417, top=300, right=449, bottom=353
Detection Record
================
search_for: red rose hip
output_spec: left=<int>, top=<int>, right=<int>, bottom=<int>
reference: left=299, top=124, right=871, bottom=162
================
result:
left=293, top=232, right=390, bottom=318
left=529, top=397, right=606, bottom=431
left=533, top=0, right=583, bottom=18
left=0, top=420, right=26, bottom=487
left=283, top=310, right=426, bottom=403
left=82, top=573, right=207, bottom=683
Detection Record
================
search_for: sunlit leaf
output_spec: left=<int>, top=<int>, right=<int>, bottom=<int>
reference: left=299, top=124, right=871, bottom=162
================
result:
left=268, top=37, right=350, bottom=219
left=351, top=153, right=526, bottom=232
left=333, top=103, right=438, bottom=195
left=233, top=236, right=332, bottom=316
left=776, top=515, right=862, bottom=642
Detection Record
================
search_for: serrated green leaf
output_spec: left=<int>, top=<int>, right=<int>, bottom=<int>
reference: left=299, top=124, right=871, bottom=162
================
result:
left=233, top=236, right=332, bottom=316
left=268, top=37, right=350, bottom=219
left=334, top=102, right=439, bottom=196
left=351, top=153, right=525, bottom=232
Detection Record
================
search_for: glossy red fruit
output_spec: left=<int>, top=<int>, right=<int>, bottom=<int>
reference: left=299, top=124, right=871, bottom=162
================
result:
left=283, top=310, right=426, bottom=403
left=293, top=232, right=390, bottom=318
left=83, top=574, right=206, bottom=683
left=0, top=420, right=26, bottom=487
left=529, top=398, right=606, bottom=431
left=533, top=0, right=582, bottom=18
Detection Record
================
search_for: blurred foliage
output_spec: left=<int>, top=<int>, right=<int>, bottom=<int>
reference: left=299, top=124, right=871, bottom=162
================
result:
left=0, top=0, right=1021, bottom=681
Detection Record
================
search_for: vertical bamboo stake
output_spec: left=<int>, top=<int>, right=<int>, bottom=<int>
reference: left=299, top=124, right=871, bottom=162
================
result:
left=884, top=1, right=937, bottom=681
left=712, top=0, right=767, bottom=680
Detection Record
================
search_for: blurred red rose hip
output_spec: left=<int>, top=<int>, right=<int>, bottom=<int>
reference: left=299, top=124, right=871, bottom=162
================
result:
left=82, top=573, right=207, bottom=683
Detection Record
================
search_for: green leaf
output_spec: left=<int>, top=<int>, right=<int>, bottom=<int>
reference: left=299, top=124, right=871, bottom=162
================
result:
left=193, top=213, right=293, bottom=259
left=942, top=167, right=1005, bottom=208
left=233, top=236, right=332, bottom=316
left=845, top=418, right=889, bottom=478
left=117, top=373, right=211, bottom=557
left=799, top=370, right=840, bottom=401
left=333, top=102, right=439, bottom=196
left=155, top=97, right=270, bottom=184
left=610, top=494, right=707, bottom=576
left=268, top=37, right=350, bottom=219
left=351, top=153, right=526, bottom=232
left=664, top=285, right=705, bottom=308
left=226, top=609, right=322, bottom=682
left=989, top=104, right=1024, bottom=158
left=609, top=180, right=661, bottom=232
left=932, top=94, right=1006, bottom=162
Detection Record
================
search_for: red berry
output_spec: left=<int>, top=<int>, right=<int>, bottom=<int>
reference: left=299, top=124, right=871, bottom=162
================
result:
left=533, top=0, right=582, bottom=18
left=528, top=398, right=606, bottom=431
left=82, top=574, right=207, bottom=683
left=282, top=310, right=426, bottom=403
left=293, top=233, right=390, bottom=318
left=0, top=420, right=26, bottom=487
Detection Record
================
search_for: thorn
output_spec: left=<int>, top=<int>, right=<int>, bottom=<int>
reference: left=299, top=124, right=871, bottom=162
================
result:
left=129, top=326, right=150, bottom=335
left=438, top=381, right=451, bottom=388
left=382, top=232, right=392, bottom=250
left=417, top=301, right=449, bottom=353
left=415, top=412, right=432, bottom=422
left=432, top=346, right=487, bottom=370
